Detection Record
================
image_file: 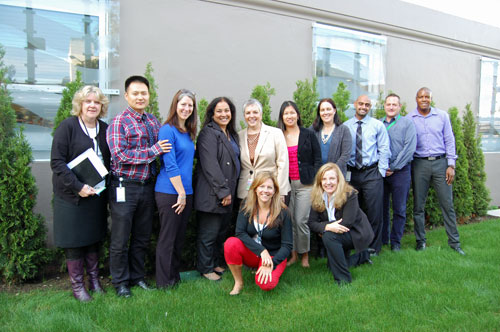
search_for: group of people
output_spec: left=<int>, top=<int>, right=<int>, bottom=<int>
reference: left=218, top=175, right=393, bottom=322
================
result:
left=51, top=75, right=465, bottom=301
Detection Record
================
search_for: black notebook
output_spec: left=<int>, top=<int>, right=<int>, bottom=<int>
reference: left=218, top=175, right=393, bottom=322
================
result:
left=67, top=148, right=109, bottom=193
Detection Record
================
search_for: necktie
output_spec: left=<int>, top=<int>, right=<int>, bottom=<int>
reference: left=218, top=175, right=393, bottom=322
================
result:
left=355, top=120, right=363, bottom=169
left=142, top=114, right=158, bottom=177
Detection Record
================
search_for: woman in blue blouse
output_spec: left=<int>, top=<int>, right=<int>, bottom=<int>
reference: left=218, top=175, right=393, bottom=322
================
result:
left=155, top=89, right=197, bottom=289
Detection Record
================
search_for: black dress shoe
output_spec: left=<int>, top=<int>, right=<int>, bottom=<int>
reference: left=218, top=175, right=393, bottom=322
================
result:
left=391, top=244, right=401, bottom=252
left=453, top=247, right=466, bottom=256
left=116, top=285, right=131, bottom=298
left=367, top=248, right=378, bottom=257
left=134, top=280, right=154, bottom=290
left=416, top=242, right=426, bottom=251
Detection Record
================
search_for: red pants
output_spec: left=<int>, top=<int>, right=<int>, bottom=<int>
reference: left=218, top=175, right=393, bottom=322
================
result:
left=224, top=237, right=287, bottom=291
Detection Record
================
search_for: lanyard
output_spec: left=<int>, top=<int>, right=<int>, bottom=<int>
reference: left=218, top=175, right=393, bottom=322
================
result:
left=255, top=209, right=270, bottom=243
left=386, top=114, right=400, bottom=131
left=80, top=117, right=100, bottom=157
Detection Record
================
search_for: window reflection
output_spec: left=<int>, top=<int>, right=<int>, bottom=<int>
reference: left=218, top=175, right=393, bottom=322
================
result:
left=313, top=23, right=386, bottom=116
left=479, top=57, right=500, bottom=152
left=0, top=1, right=114, bottom=160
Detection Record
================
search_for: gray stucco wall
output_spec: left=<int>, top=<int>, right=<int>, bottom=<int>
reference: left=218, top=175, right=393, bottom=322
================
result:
left=117, top=0, right=314, bottom=121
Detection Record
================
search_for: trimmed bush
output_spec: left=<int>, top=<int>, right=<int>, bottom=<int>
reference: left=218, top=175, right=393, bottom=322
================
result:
left=0, top=45, right=49, bottom=283
left=250, top=82, right=276, bottom=127
left=462, top=104, right=490, bottom=216
left=331, top=81, right=349, bottom=122
left=144, top=62, right=161, bottom=122
left=197, top=98, right=208, bottom=126
left=51, top=71, right=84, bottom=135
left=448, top=107, right=473, bottom=222
left=293, top=77, right=319, bottom=128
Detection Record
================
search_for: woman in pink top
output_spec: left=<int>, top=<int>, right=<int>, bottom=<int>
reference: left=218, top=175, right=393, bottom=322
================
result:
left=277, top=101, right=322, bottom=267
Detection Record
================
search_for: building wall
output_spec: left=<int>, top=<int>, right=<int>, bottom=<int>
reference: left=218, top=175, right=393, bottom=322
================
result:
left=34, top=0, right=500, bottom=246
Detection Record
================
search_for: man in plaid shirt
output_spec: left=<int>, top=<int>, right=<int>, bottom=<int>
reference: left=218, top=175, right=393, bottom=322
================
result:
left=106, top=75, right=170, bottom=297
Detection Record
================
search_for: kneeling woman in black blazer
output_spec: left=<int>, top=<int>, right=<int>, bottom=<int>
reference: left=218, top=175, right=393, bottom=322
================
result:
left=308, top=163, right=374, bottom=284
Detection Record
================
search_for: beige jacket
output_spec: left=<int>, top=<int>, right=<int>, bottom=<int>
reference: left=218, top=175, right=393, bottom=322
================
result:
left=237, top=123, right=290, bottom=199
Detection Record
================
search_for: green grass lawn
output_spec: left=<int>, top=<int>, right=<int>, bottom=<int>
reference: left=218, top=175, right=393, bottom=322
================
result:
left=1, top=219, right=499, bottom=332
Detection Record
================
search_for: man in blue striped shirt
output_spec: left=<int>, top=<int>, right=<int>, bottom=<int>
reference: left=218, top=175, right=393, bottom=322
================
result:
left=382, top=93, right=416, bottom=252
left=345, top=95, right=391, bottom=255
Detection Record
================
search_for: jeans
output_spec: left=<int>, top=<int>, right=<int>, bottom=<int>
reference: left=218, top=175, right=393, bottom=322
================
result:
left=382, top=163, right=411, bottom=246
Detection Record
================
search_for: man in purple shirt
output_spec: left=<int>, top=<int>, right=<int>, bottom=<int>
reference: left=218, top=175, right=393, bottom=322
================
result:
left=409, top=87, right=465, bottom=255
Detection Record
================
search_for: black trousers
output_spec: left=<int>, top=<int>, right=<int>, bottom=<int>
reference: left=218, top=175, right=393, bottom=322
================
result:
left=322, top=231, right=370, bottom=284
left=196, top=211, right=230, bottom=274
left=109, top=182, right=154, bottom=287
left=155, top=192, right=193, bottom=288
left=349, top=166, right=384, bottom=253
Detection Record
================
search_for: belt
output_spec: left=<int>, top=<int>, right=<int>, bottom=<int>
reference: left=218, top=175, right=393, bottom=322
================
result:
left=111, top=175, right=153, bottom=186
left=414, top=154, right=446, bottom=161
left=348, top=163, right=378, bottom=172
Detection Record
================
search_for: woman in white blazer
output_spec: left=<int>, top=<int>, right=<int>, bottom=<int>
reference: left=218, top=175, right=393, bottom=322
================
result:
left=237, top=99, right=290, bottom=201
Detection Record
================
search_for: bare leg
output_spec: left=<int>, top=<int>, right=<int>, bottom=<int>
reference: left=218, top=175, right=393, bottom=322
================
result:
left=287, top=251, right=298, bottom=266
left=228, top=264, right=244, bottom=295
left=301, top=252, right=310, bottom=268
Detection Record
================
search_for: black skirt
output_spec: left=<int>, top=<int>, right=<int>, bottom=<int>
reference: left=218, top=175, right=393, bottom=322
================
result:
left=53, top=194, right=107, bottom=248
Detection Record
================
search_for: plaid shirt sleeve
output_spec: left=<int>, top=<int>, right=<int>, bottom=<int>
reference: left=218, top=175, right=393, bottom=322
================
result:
left=106, top=110, right=162, bottom=180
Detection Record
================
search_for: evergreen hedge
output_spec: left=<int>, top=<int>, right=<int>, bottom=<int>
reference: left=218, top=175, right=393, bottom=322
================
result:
left=0, top=45, right=49, bottom=283
left=462, top=104, right=491, bottom=216
left=293, top=77, right=318, bottom=128
left=331, top=81, right=350, bottom=122
left=250, top=82, right=276, bottom=127
left=51, top=71, right=84, bottom=136
left=449, top=107, right=473, bottom=221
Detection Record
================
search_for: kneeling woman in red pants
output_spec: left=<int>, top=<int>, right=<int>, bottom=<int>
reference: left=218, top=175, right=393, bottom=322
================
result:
left=224, top=172, right=292, bottom=295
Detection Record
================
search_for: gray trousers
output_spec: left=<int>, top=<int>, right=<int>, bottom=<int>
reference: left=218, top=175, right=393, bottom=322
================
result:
left=289, top=180, right=312, bottom=253
left=412, top=158, right=460, bottom=248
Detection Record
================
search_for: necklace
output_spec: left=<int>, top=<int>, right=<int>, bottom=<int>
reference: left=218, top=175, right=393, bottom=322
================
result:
left=247, top=132, right=260, bottom=144
left=321, top=125, right=334, bottom=144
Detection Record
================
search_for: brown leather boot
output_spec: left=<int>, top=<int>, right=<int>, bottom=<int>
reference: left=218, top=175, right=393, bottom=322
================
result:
left=85, top=252, right=105, bottom=293
left=67, top=259, right=92, bottom=302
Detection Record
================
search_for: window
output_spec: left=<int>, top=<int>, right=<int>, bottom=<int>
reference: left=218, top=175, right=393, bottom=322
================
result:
left=313, top=23, right=386, bottom=116
left=479, top=57, right=500, bottom=152
left=0, top=0, right=119, bottom=160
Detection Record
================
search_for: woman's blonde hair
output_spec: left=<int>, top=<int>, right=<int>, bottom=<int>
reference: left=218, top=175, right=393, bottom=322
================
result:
left=71, top=85, right=109, bottom=119
left=242, top=171, right=285, bottom=228
left=311, top=163, right=354, bottom=212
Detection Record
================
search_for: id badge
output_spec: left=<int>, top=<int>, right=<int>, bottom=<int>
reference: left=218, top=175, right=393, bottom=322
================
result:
left=346, top=171, right=351, bottom=182
left=116, top=187, right=126, bottom=202
left=246, top=178, right=253, bottom=191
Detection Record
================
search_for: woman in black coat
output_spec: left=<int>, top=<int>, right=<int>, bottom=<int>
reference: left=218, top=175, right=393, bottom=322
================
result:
left=277, top=101, right=321, bottom=268
left=308, top=163, right=373, bottom=284
left=50, top=86, right=110, bottom=301
left=194, top=97, right=240, bottom=281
